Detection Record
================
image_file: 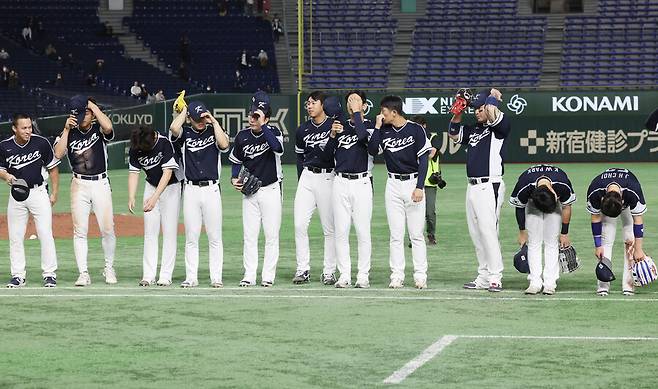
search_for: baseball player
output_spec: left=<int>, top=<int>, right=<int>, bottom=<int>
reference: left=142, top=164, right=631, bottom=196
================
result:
left=448, top=88, right=510, bottom=292
left=586, top=168, right=647, bottom=296
left=128, top=125, right=181, bottom=287
left=293, top=91, right=337, bottom=285
left=229, top=91, right=283, bottom=287
left=170, top=100, right=229, bottom=288
left=321, top=91, right=374, bottom=288
left=509, top=164, right=576, bottom=295
left=54, top=95, right=117, bottom=286
left=368, top=95, right=431, bottom=289
left=0, top=113, right=60, bottom=287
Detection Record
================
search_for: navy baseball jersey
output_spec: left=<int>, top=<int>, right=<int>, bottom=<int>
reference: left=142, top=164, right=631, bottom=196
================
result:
left=509, top=164, right=576, bottom=208
left=323, top=113, right=374, bottom=173
left=229, top=124, right=284, bottom=187
left=128, top=134, right=179, bottom=187
left=171, top=124, right=225, bottom=181
left=295, top=117, right=334, bottom=169
left=450, top=113, right=511, bottom=178
left=59, top=122, right=114, bottom=175
left=0, top=135, right=60, bottom=186
left=369, top=120, right=431, bottom=174
left=586, top=168, right=646, bottom=215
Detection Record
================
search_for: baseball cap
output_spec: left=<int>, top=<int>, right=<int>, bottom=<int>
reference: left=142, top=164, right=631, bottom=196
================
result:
left=69, top=95, right=88, bottom=123
left=10, top=179, right=29, bottom=202
left=323, top=95, right=345, bottom=122
left=595, top=257, right=616, bottom=282
left=250, top=90, right=271, bottom=115
left=188, top=101, right=209, bottom=122
left=513, top=243, right=530, bottom=274
left=469, top=88, right=492, bottom=109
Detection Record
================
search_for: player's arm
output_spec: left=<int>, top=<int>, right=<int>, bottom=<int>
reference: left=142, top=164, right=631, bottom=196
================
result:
left=412, top=152, right=428, bottom=203
left=229, top=139, right=244, bottom=191
left=320, top=132, right=338, bottom=163
left=231, top=163, right=244, bottom=191
left=54, top=116, right=77, bottom=159
left=260, top=124, right=284, bottom=154
left=560, top=205, right=572, bottom=248
left=143, top=168, right=173, bottom=212
left=591, top=213, right=604, bottom=259
left=169, top=107, right=187, bottom=138
left=127, top=170, right=139, bottom=214
left=0, top=169, right=16, bottom=185
left=88, top=100, right=113, bottom=136
left=295, top=126, right=305, bottom=179
left=367, top=114, right=384, bottom=156
left=201, top=112, right=229, bottom=150
left=631, top=214, right=645, bottom=261
left=352, top=112, right=369, bottom=142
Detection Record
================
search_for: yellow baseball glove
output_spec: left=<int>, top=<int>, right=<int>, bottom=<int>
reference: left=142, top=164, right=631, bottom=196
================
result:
left=173, top=90, right=187, bottom=113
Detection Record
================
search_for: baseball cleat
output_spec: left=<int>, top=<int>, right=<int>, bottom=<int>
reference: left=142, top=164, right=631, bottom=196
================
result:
left=103, top=267, right=118, bottom=284
left=210, top=281, right=224, bottom=288
left=139, top=279, right=153, bottom=287
left=388, top=278, right=404, bottom=289
left=321, top=273, right=337, bottom=285
left=622, top=289, right=635, bottom=296
left=156, top=279, right=172, bottom=286
left=596, top=289, right=609, bottom=297
left=292, top=270, right=310, bottom=284
left=6, top=277, right=25, bottom=288
left=463, top=281, right=488, bottom=290
left=488, top=283, right=503, bottom=292
left=261, top=280, right=273, bottom=287
left=525, top=284, right=542, bottom=295
left=335, top=279, right=351, bottom=288
left=43, top=276, right=57, bottom=288
left=354, top=278, right=370, bottom=289
left=74, top=272, right=91, bottom=286
left=427, top=234, right=437, bottom=245
left=180, top=280, right=198, bottom=288
left=542, top=287, right=556, bottom=295
left=414, top=279, right=427, bottom=289
left=239, top=280, right=256, bottom=287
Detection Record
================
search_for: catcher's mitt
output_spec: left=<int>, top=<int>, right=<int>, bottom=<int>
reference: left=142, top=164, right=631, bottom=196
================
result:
left=449, top=88, right=473, bottom=115
left=558, top=246, right=580, bottom=273
left=237, top=166, right=262, bottom=196
left=173, top=90, right=187, bottom=114
left=632, top=256, right=658, bottom=286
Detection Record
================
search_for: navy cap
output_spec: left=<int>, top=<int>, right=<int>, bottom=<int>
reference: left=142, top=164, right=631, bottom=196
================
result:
left=69, top=95, right=88, bottom=124
left=250, top=90, right=271, bottom=115
left=188, top=101, right=209, bottom=122
left=513, top=243, right=530, bottom=274
left=323, top=95, right=345, bottom=122
left=469, top=88, right=491, bottom=109
left=10, top=178, right=29, bottom=202
left=596, top=257, right=616, bottom=282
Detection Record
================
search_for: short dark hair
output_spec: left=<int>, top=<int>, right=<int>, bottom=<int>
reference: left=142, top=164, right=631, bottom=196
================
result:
left=307, top=90, right=327, bottom=104
left=411, top=115, right=427, bottom=126
left=130, top=125, right=157, bottom=152
left=344, top=89, right=367, bottom=105
left=380, top=95, right=403, bottom=116
left=601, top=191, right=623, bottom=217
left=530, top=185, right=557, bottom=213
left=12, top=113, right=31, bottom=127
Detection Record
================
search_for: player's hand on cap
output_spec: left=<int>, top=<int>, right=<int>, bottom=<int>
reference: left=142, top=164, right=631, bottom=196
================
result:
left=231, top=177, right=244, bottom=192
left=411, top=188, right=424, bottom=203
left=87, top=99, right=99, bottom=112
left=347, top=95, right=362, bottom=114
left=559, top=233, right=571, bottom=248
left=489, top=88, right=502, bottom=101
left=375, top=113, right=385, bottom=129
left=65, top=115, right=77, bottom=130
left=5, top=174, right=16, bottom=186
left=128, top=197, right=136, bottom=214
left=143, top=195, right=158, bottom=213
left=330, top=121, right=343, bottom=138
left=252, top=109, right=267, bottom=127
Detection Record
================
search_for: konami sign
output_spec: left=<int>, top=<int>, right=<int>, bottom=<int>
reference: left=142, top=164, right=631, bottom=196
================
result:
left=552, top=96, right=639, bottom=112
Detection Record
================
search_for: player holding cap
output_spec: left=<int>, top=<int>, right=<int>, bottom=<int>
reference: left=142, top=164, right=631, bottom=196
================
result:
left=509, top=164, right=576, bottom=295
left=170, top=100, right=229, bottom=288
left=368, top=95, right=431, bottom=289
left=586, top=168, right=647, bottom=296
left=54, top=95, right=117, bottom=286
left=0, top=113, right=60, bottom=288
left=128, top=125, right=181, bottom=287
left=229, top=91, right=284, bottom=287
left=448, top=88, right=510, bottom=292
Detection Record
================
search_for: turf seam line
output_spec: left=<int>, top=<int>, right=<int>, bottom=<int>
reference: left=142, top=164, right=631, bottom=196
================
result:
left=382, top=335, right=458, bottom=385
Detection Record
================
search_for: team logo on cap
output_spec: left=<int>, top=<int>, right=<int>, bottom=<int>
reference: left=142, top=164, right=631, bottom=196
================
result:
left=194, top=106, right=205, bottom=113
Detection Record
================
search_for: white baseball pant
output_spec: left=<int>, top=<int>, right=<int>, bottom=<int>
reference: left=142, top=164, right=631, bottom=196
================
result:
left=7, top=184, right=57, bottom=278
left=465, top=179, right=506, bottom=286
left=385, top=177, right=427, bottom=283
left=294, top=169, right=336, bottom=275
left=142, top=182, right=181, bottom=283
left=333, top=174, right=372, bottom=284
left=525, top=201, right=561, bottom=290
left=599, top=207, right=635, bottom=292
left=241, top=182, right=282, bottom=284
left=183, top=183, right=223, bottom=284
left=70, top=177, right=116, bottom=273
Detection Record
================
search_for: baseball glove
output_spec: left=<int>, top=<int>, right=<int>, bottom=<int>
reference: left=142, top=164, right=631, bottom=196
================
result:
left=449, top=88, right=473, bottom=115
left=558, top=246, right=580, bottom=273
left=237, top=166, right=262, bottom=196
left=632, top=256, right=658, bottom=286
left=173, top=90, right=187, bottom=113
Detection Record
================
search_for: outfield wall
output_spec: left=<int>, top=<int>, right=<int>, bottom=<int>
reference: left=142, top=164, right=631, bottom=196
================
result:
left=2, top=91, right=656, bottom=170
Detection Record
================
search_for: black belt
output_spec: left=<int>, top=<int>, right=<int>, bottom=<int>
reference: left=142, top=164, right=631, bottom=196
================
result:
left=337, top=172, right=368, bottom=180
left=388, top=172, right=418, bottom=181
left=306, top=166, right=333, bottom=174
left=187, top=180, right=217, bottom=187
left=74, top=172, right=107, bottom=181
left=28, top=182, right=46, bottom=189
left=468, top=177, right=489, bottom=185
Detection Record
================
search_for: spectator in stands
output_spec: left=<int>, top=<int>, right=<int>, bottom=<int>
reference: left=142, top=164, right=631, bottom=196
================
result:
left=1, top=66, right=9, bottom=88
left=155, top=90, right=165, bottom=102
left=218, top=0, right=228, bottom=16
left=86, top=73, right=97, bottom=87
left=258, top=50, right=269, bottom=68
left=140, top=84, right=149, bottom=100
left=22, top=25, right=33, bottom=48
left=179, top=34, right=191, bottom=64
left=178, top=62, right=190, bottom=81
left=272, top=14, right=283, bottom=42
left=233, top=69, right=245, bottom=91
left=245, top=0, right=255, bottom=16
left=54, top=73, right=63, bottom=87
left=238, top=50, right=250, bottom=69
left=205, top=85, right=214, bottom=93
left=130, top=81, right=142, bottom=98
left=8, top=70, right=19, bottom=89
left=93, top=59, right=105, bottom=76
left=0, top=48, right=9, bottom=60
left=44, top=44, right=58, bottom=61
left=145, top=93, right=156, bottom=105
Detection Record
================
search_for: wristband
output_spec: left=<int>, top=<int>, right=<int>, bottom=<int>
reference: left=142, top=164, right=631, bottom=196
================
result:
left=634, top=223, right=644, bottom=238
left=561, top=223, right=569, bottom=235
left=591, top=221, right=602, bottom=247
left=485, top=96, right=500, bottom=107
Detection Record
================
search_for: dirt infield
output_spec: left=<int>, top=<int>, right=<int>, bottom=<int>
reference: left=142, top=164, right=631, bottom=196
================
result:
left=0, top=213, right=185, bottom=239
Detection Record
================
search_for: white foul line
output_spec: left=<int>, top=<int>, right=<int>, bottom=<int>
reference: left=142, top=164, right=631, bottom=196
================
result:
left=383, top=335, right=458, bottom=385
left=383, top=334, right=658, bottom=384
